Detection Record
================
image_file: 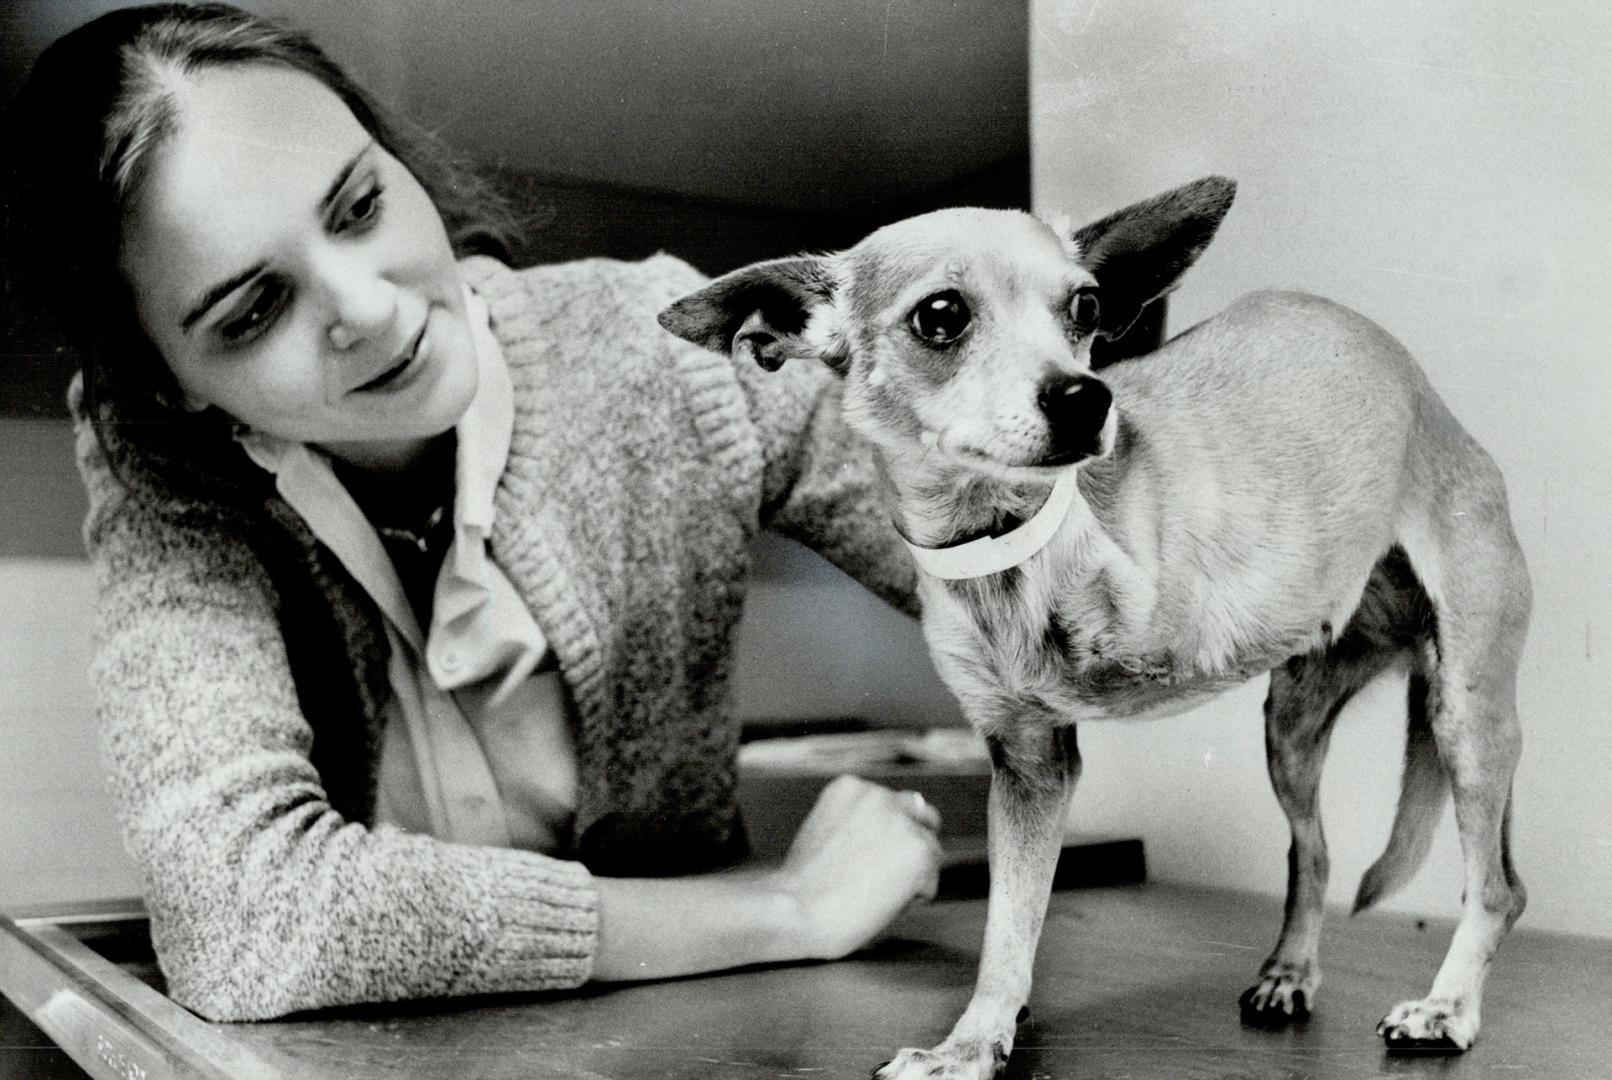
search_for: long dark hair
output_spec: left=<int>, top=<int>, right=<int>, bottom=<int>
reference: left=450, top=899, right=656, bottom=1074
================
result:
left=1, top=2, right=514, bottom=500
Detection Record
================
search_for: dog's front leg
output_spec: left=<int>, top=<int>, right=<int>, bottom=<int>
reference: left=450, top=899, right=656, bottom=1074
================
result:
left=877, top=720, right=1080, bottom=1080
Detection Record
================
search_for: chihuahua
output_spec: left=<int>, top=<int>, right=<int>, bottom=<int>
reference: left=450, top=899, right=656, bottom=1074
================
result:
left=660, top=177, right=1528, bottom=1079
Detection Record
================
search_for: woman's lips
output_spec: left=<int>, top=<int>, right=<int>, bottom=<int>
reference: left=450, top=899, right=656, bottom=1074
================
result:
left=353, top=317, right=430, bottom=394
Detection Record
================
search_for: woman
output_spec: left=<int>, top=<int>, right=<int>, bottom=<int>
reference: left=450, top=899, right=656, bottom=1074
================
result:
left=3, top=3, right=941, bottom=1021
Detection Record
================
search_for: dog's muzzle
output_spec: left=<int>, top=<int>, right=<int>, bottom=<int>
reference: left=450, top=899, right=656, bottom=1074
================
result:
left=1038, top=374, right=1112, bottom=462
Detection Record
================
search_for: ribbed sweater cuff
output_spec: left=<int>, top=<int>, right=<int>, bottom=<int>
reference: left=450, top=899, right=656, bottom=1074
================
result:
left=467, top=853, right=599, bottom=994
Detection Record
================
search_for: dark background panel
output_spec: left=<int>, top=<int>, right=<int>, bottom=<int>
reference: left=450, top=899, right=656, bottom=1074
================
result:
left=0, top=0, right=1031, bottom=556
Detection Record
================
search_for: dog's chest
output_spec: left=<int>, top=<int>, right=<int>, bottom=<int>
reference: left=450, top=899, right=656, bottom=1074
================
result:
left=918, top=566, right=1272, bottom=723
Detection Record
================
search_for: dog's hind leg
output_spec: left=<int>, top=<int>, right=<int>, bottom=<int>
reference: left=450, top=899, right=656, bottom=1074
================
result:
left=876, top=719, right=1079, bottom=1080
left=1240, top=576, right=1411, bottom=1027
left=1377, top=500, right=1528, bottom=1052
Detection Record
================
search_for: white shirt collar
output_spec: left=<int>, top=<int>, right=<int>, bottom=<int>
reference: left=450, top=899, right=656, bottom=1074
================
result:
left=234, top=285, right=514, bottom=655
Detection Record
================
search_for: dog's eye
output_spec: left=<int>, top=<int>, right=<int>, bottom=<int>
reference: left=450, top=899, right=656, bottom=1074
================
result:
left=910, top=290, right=971, bottom=345
left=1069, top=288, right=1101, bottom=335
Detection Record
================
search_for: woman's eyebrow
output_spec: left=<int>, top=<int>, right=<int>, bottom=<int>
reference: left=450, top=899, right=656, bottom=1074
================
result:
left=319, top=139, right=375, bottom=215
left=181, top=262, right=265, bottom=334
left=178, top=140, right=376, bottom=334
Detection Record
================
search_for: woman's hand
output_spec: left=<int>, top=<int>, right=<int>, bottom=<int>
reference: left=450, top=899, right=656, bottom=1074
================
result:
left=592, top=773, right=942, bottom=982
left=773, top=774, right=944, bottom=960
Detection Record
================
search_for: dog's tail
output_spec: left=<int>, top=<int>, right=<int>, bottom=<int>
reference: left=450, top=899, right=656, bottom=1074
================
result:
left=1352, top=671, right=1448, bottom=914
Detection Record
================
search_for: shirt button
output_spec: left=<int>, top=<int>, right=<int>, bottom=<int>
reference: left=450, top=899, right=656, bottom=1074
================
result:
left=440, top=650, right=461, bottom=673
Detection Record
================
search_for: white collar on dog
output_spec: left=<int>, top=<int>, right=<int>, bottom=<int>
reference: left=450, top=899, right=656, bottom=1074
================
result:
left=901, top=469, right=1080, bottom=580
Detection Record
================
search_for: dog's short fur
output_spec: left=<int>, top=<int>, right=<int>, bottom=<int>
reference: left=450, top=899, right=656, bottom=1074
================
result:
left=660, top=178, right=1529, bottom=1080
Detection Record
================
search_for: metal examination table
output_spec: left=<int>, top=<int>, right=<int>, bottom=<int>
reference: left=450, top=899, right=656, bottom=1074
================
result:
left=4, top=876, right=1607, bottom=1080
left=4, top=735, right=1605, bottom=1078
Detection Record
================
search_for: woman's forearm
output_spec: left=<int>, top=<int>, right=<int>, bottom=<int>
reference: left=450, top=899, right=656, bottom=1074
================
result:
left=592, top=868, right=807, bottom=981
left=591, top=775, right=943, bottom=982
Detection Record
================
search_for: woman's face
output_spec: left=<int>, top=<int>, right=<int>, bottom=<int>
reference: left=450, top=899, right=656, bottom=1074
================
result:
left=120, top=65, right=478, bottom=471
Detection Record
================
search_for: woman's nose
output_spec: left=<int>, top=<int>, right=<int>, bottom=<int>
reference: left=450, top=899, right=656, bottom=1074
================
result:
left=320, top=254, right=397, bottom=351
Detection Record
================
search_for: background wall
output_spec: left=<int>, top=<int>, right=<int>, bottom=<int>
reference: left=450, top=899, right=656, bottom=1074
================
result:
left=1032, top=0, right=1612, bottom=939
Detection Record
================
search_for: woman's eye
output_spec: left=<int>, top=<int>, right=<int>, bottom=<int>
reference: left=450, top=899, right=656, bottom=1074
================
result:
left=1069, top=288, right=1101, bottom=335
left=342, top=183, right=384, bottom=231
left=909, top=290, right=971, bottom=345
left=218, top=280, right=288, bottom=344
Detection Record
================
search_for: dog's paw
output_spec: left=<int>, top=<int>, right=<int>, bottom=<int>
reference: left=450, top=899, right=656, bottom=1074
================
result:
left=1377, top=997, right=1478, bottom=1052
left=1239, top=960, right=1318, bottom=1028
left=873, top=1038, right=1008, bottom=1080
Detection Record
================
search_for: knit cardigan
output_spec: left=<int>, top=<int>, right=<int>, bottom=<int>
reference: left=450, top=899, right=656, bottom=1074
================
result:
left=75, top=253, right=918, bottom=1021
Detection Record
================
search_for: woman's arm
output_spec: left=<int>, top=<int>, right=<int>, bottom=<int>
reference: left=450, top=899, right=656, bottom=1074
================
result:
left=741, top=361, right=921, bottom=615
left=80, top=430, right=598, bottom=1020
left=80, top=424, right=940, bottom=1015
left=639, top=253, right=921, bottom=617
left=594, top=775, right=941, bottom=981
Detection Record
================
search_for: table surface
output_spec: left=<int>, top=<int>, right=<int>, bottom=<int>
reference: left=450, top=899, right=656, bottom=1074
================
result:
left=5, top=880, right=1609, bottom=1080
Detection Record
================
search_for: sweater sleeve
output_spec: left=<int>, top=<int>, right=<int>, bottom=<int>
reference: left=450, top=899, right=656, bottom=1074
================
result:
left=76, top=423, right=599, bottom=1021
left=640, top=253, right=920, bottom=618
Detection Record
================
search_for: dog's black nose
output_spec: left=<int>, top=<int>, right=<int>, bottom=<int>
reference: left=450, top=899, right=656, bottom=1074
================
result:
left=1038, top=374, right=1111, bottom=450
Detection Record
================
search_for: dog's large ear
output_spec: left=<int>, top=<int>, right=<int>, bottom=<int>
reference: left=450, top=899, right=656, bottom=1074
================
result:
left=658, top=255, right=844, bottom=373
left=1069, top=176, right=1236, bottom=341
